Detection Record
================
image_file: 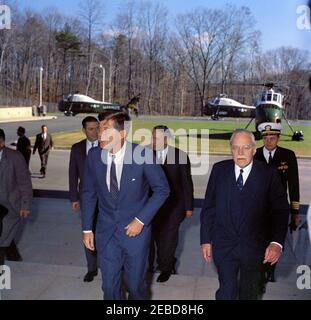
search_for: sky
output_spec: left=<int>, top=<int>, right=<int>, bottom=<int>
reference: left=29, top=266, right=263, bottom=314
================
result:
left=12, top=0, right=311, bottom=52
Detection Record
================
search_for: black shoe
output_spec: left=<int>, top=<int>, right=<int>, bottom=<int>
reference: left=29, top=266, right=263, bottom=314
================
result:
left=266, top=272, right=276, bottom=282
left=83, top=271, right=98, bottom=282
left=157, top=271, right=172, bottom=283
left=5, top=244, right=23, bottom=262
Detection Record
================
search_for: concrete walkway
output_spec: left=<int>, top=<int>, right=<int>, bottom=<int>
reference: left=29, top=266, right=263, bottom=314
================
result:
left=1, top=198, right=311, bottom=300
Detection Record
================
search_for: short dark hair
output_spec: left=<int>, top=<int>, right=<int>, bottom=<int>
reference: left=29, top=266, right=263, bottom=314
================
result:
left=153, top=125, right=169, bottom=132
left=41, top=125, right=47, bottom=130
left=18, top=126, right=26, bottom=134
left=102, top=111, right=131, bottom=132
left=0, top=128, right=5, bottom=140
left=98, top=110, right=120, bottom=122
left=82, top=116, right=98, bottom=129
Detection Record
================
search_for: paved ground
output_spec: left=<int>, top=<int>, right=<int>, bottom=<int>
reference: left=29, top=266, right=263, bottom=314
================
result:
left=1, top=198, right=310, bottom=300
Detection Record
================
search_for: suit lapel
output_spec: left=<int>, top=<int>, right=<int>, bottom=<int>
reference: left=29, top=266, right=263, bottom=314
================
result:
left=119, top=142, right=133, bottom=198
left=239, top=161, right=260, bottom=229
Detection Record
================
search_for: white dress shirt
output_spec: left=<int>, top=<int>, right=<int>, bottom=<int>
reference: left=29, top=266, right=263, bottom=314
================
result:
left=234, top=161, right=282, bottom=250
left=83, top=141, right=143, bottom=233
left=0, top=149, right=3, bottom=161
left=234, top=162, right=253, bottom=185
left=156, top=146, right=168, bottom=165
left=42, top=133, right=47, bottom=140
left=86, top=139, right=98, bottom=155
left=263, top=147, right=277, bottom=164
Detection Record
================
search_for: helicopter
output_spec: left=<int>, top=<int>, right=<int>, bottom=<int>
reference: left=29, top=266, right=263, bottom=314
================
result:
left=205, top=82, right=304, bottom=141
left=204, top=94, right=256, bottom=120
left=245, top=82, right=304, bottom=141
left=58, top=92, right=123, bottom=116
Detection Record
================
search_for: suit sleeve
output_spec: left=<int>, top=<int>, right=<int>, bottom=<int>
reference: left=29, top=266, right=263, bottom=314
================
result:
left=14, top=152, right=33, bottom=211
left=69, top=146, right=79, bottom=202
left=181, top=153, right=194, bottom=211
left=33, top=135, right=39, bottom=154
left=268, top=168, right=290, bottom=246
left=287, top=151, right=300, bottom=215
left=200, top=164, right=217, bottom=245
left=81, top=151, right=98, bottom=231
left=50, top=134, right=54, bottom=148
left=135, top=153, right=170, bottom=226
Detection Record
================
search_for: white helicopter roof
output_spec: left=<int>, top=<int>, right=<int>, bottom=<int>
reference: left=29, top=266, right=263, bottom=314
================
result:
left=256, top=89, right=284, bottom=109
left=68, top=94, right=112, bottom=104
left=209, top=95, right=255, bottom=110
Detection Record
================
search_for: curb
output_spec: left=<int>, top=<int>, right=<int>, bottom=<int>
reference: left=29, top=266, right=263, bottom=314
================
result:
left=0, top=116, right=58, bottom=123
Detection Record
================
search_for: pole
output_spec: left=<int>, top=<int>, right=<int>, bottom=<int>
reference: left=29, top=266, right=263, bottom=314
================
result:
left=100, top=65, right=105, bottom=102
left=39, top=67, right=43, bottom=106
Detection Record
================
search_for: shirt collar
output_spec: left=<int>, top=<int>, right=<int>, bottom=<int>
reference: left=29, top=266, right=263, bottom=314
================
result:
left=0, top=149, right=3, bottom=161
left=108, top=140, right=127, bottom=161
left=235, top=161, right=253, bottom=176
left=87, top=139, right=98, bottom=147
left=263, top=146, right=277, bottom=157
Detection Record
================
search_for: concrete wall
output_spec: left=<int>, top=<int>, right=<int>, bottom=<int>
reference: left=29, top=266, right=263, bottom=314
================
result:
left=0, top=107, right=33, bottom=119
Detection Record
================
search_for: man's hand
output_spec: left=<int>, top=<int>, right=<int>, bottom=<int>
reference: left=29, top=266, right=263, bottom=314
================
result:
left=19, top=210, right=30, bottom=218
left=263, top=243, right=282, bottom=265
left=201, top=243, right=212, bottom=263
left=125, top=219, right=144, bottom=237
left=83, top=232, right=95, bottom=251
left=71, top=202, right=79, bottom=211
left=185, top=210, right=193, bottom=218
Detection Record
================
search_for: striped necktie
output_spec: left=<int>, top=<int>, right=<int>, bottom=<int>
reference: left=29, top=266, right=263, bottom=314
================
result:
left=237, top=169, right=244, bottom=191
left=110, top=155, right=119, bottom=200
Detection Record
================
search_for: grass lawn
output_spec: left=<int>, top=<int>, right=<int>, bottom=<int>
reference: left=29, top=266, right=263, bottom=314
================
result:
left=31, top=119, right=311, bottom=157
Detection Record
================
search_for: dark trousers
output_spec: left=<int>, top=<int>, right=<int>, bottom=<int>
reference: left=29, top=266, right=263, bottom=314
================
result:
left=0, top=247, right=6, bottom=265
left=97, top=232, right=148, bottom=300
left=39, top=152, right=49, bottom=174
left=84, top=246, right=97, bottom=272
left=149, top=222, right=179, bottom=273
left=214, top=247, right=264, bottom=300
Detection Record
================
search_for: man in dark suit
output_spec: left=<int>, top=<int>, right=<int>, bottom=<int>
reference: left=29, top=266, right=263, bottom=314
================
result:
left=0, top=128, right=32, bottom=266
left=200, top=129, right=289, bottom=300
left=69, top=116, right=99, bottom=282
left=82, top=112, right=169, bottom=300
left=16, top=126, right=31, bottom=167
left=255, top=122, right=300, bottom=283
left=149, top=125, right=194, bottom=283
left=33, top=125, right=53, bottom=177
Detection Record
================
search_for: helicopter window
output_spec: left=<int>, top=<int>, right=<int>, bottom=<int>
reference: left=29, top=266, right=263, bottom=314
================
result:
left=273, top=94, right=278, bottom=101
left=267, top=94, right=272, bottom=101
left=261, top=94, right=266, bottom=101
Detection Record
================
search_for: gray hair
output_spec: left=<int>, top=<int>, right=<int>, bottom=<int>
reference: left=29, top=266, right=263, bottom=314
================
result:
left=230, top=129, right=256, bottom=146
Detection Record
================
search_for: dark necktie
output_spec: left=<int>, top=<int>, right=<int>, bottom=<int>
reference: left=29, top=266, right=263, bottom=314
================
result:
left=237, top=169, right=244, bottom=191
left=268, top=152, right=273, bottom=165
left=157, top=152, right=163, bottom=165
left=110, top=155, right=119, bottom=200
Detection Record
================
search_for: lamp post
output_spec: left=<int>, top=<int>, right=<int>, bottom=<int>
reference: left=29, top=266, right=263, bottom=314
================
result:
left=39, top=67, right=43, bottom=107
left=99, top=64, right=105, bottom=102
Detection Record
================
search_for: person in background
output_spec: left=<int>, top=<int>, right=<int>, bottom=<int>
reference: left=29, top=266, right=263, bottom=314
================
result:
left=33, top=125, right=53, bottom=178
left=16, top=126, right=31, bottom=167
left=69, top=116, right=99, bottom=282
left=149, top=125, right=194, bottom=283
left=0, top=129, right=32, bottom=266
left=255, top=122, right=300, bottom=283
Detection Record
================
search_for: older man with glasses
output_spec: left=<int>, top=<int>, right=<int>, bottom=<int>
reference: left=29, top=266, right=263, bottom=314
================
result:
left=200, top=129, right=289, bottom=300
